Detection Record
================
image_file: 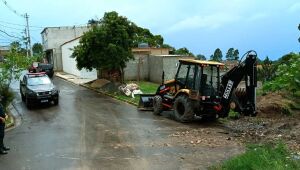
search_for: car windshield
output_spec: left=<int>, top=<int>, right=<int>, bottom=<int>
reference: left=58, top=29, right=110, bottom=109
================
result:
left=27, top=76, right=51, bottom=86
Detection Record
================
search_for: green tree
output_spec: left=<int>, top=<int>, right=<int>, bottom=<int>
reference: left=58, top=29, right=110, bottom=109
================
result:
left=161, top=44, right=175, bottom=54
left=32, top=43, right=43, bottom=56
left=196, top=54, right=206, bottom=60
left=225, top=48, right=234, bottom=60
left=10, top=41, right=27, bottom=55
left=233, top=49, right=239, bottom=60
left=174, top=47, right=194, bottom=56
left=72, top=11, right=136, bottom=83
left=210, top=48, right=223, bottom=61
left=133, top=27, right=164, bottom=47
left=0, top=46, right=36, bottom=110
left=263, top=53, right=300, bottom=95
left=257, top=56, right=276, bottom=82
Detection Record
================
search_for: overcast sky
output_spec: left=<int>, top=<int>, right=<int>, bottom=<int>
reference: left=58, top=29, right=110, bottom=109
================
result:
left=0, top=0, right=299, bottom=60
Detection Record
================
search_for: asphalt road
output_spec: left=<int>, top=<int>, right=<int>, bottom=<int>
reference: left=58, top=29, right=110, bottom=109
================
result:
left=0, top=77, right=242, bottom=170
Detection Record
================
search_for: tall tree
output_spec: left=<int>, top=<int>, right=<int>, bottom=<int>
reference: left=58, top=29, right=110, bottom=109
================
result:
left=233, top=49, right=239, bottom=60
left=133, top=27, right=164, bottom=47
left=225, top=48, right=234, bottom=60
left=161, top=44, right=175, bottom=54
left=196, top=54, right=206, bottom=60
left=174, top=47, right=194, bottom=56
left=0, top=45, right=36, bottom=110
left=210, top=48, right=223, bottom=61
left=10, top=41, right=26, bottom=55
left=32, top=43, right=43, bottom=56
left=72, top=11, right=136, bottom=82
left=257, top=56, right=276, bottom=82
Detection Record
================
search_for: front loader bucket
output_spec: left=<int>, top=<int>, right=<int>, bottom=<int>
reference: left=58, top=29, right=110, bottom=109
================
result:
left=138, top=94, right=155, bottom=111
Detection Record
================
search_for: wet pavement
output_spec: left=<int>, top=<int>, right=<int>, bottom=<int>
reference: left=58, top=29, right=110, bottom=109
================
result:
left=0, top=77, right=243, bottom=170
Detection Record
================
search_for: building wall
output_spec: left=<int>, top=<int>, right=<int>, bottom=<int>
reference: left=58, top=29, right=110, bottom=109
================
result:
left=162, top=57, right=181, bottom=81
left=123, top=55, right=192, bottom=83
left=148, top=56, right=164, bottom=83
left=41, top=26, right=90, bottom=70
left=61, top=38, right=97, bottom=79
left=0, top=46, right=10, bottom=56
left=124, top=54, right=149, bottom=81
left=131, top=48, right=170, bottom=55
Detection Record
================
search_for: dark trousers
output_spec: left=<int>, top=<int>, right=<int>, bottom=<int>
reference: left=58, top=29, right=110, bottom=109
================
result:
left=0, top=124, right=5, bottom=149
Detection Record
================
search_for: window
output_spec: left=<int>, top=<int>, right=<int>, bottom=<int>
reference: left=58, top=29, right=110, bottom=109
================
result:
left=186, top=65, right=197, bottom=89
left=27, top=76, right=51, bottom=86
left=176, top=64, right=189, bottom=85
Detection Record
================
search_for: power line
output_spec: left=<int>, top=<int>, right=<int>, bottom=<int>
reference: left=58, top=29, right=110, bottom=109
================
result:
left=0, top=29, right=21, bottom=39
left=0, top=20, right=44, bottom=28
left=1, top=0, right=24, bottom=17
left=0, top=23, right=24, bottom=30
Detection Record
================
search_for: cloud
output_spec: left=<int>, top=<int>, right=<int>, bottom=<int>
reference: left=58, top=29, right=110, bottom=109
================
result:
left=167, top=13, right=241, bottom=33
left=289, top=2, right=300, bottom=12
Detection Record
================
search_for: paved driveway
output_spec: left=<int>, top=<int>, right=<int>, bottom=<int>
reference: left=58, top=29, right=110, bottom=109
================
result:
left=0, top=77, right=242, bottom=170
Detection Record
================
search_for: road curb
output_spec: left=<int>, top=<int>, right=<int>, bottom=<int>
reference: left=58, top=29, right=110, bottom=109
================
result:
left=80, top=84, right=138, bottom=106
left=55, top=73, right=138, bottom=107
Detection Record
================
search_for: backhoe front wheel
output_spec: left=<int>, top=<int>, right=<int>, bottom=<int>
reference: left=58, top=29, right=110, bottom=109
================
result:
left=174, top=95, right=194, bottom=123
left=153, top=95, right=163, bottom=115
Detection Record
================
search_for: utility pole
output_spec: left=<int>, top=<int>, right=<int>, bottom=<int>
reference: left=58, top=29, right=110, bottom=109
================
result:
left=24, top=28, right=28, bottom=57
left=25, top=13, right=33, bottom=56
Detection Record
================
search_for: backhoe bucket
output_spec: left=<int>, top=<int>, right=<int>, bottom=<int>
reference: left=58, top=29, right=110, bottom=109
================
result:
left=138, top=94, right=155, bottom=110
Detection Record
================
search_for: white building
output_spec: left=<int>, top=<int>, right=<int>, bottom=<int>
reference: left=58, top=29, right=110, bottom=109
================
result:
left=61, top=37, right=97, bottom=79
left=41, top=26, right=90, bottom=70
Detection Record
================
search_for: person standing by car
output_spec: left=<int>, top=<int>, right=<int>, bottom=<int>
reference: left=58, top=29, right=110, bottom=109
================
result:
left=0, top=96, right=9, bottom=154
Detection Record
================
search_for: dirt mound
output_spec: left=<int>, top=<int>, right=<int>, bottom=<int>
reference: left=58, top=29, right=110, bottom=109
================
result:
left=90, top=79, right=111, bottom=88
left=257, top=93, right=293, bottom=117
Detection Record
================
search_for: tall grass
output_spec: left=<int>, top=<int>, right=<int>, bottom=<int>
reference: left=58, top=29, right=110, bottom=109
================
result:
left=211, top=142, right=300, bottom=170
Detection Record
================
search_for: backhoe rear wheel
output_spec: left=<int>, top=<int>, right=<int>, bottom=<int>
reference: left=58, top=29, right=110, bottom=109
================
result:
left=174, top=95, right=194, bottom=122
left=153, top=95, right=163, bottom=115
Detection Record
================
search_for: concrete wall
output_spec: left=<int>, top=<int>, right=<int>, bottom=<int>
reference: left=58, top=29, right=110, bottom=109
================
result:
left=124, top=54, right=149, bottom=81
left=149, top=56, right=164, bottom=83
left=162, top=57, right=181, bottom=81
left=41, top=26, right=90, bottom=70
left=131, top=48, right=170, bottom=55
left=61, top=38, right=97, bottom=79
left=123, top=55, right=192, bottom=83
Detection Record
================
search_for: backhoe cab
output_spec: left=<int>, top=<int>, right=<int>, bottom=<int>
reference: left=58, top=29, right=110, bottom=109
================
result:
left=139, top=51, right=257, bottom=122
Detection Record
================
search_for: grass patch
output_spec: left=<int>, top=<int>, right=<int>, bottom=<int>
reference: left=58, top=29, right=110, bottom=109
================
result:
left=211, top=142, right=300, bottom=170
left=228, top=109, right=240, bottom=119
left=99, top=81, right=159, bottom=105
left=5, top=114, right=13, bottom=127
left=127, top=81, right=159, bottom=94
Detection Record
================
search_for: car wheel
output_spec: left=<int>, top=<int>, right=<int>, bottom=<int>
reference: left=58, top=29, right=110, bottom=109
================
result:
left=25, top=96, right=32, bottom=109
left=174, top=95, right=194, bottom=123
left=54, top=98, right=59, bottom=105
left=20, top=89, right=25, bottom=102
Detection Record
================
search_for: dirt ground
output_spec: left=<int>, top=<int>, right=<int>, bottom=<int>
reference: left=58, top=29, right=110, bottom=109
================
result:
left=162, top=93, right=300, bottom=156
left=224, top=93, right=300, bottom=152
left=88, top=80, right=300, bottom=156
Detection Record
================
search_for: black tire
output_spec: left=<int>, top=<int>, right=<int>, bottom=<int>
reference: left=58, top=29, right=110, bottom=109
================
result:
left=20, top=89, right=25, bottom=102
left=54, top=98, right=59, bottom=105
left=25, top=96, right=32, bottom=109
left=174, top=95, right=194, bottom=123
left=153, top=95, right=163, bottom=115
left=21, top=94, right=25, bottom=102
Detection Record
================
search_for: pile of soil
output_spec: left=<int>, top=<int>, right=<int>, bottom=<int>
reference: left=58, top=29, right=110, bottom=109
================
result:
left=257, top=92, right=294, bottom=117
left=90, top=79, right=111, bottom=88
left=224, top=92, right=300, bottom=152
